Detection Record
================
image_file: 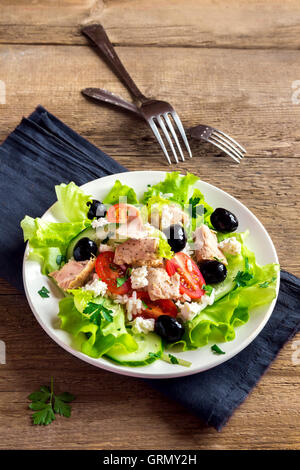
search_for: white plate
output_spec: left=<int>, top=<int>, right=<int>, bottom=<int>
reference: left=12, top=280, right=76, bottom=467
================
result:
left=23, top=171, right=279, bottom=379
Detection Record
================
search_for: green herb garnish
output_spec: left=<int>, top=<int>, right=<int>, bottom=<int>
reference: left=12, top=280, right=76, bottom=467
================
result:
left=211, top=344, right=225, bottom=355
left=38, top=286, right=50, bottom=298
left=161, top=353, right=191, bottom=367
left=28, top=377, right=75, bottom=426
left=233, top=270, right=254, bottom=289
left=245, top=257, right=250, bottom=271
left=259, top=276, right=277, bottom=288
left=83, top=302, right=113, bottom=325
left=142, top=301, right=149, bottom=309
left=116, top=277, right=127, bottom=288
left=202, top=284, right=213, bottom=296
left=168, top=353, right=179, bottom=364
left=148, top=352, right=161, bottom=359
left=189, top=196, right=204, bottom=219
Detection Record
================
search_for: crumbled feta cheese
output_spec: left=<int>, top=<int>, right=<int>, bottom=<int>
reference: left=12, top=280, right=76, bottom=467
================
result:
left=219, top=237, right=241, bottom=256
left=176, top=289, right=215, bottom=322
left=99, top=244, right=114, bottom=253
left=91, top=217, right=109, bottom=229
left=82, top=278, right=108, bottom=297
left=131, top=316, right=155, bottom=335
left=130, top=266, right=148, bottom=290
left=92, top=217, right=110, bottom=241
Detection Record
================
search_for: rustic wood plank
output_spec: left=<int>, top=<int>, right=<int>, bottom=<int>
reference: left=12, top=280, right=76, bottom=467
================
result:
left=0, top=44, right=299, bottom=279
left=0, top=295, right=299, bottom=449
left=1, top=0, right=300, bottom=49
left=1, top=21, right=300, bottom=449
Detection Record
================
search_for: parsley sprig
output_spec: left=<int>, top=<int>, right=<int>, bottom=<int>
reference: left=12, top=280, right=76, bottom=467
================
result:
left=28, top=377, right=75, bottom=426
left=83, top=301, right=113, bottom=325
left=259, top=276, right=277, bottom=288
left=211, top=344, right=225, bottom=355
left=189, top=196, right=204, bottom=219
left=38, top=286, right=50, bottom=298
left=202, top=284, right=213, bottom=296
left=233, top=270, right=253, bottom=290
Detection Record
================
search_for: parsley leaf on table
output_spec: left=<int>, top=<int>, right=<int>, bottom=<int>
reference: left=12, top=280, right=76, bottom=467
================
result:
left=37, top=286, right=50, bottom=298
left=28, top=378, right=75, bottom=426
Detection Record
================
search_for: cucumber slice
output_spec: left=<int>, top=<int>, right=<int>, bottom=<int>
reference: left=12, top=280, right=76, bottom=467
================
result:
left=105, top=332, right=162, bottom=367
left=66, top=227, right=97, bottom=260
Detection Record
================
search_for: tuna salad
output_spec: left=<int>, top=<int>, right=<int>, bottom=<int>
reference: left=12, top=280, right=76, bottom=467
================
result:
left=21, top=172, right=279, bottom=368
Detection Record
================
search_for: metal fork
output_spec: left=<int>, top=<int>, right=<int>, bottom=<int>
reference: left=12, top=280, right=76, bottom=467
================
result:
left=187, top=125, right=246, bottom=163
left=81, top=24, right=192, bottom=165
left=82, top=87, right=246, bottom=164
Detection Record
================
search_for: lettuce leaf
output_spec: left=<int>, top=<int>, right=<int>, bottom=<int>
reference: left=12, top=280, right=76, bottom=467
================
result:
left=189, top=188, right=214, bottom=231
left=172, top=232, right=279, bottom=351
left=21, top=215, right=90, bottom=274
left=142, top=172, right=199, bottom=207
left=55, top=182, right=92, bottom=222
left=103, top=180, right=138, bottom=205
left=21, top=216, right=89, bottom=249
left=58, top=293, right=138, bottom=359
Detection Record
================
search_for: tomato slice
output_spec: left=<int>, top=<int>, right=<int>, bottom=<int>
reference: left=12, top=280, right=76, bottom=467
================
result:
left=136, top=292, right=177, bottom=320
left=106, top=203, right=139, bottom=224
left=95, top=251, right=131, bottom=295
left=165, top=252, right=205, bottom=299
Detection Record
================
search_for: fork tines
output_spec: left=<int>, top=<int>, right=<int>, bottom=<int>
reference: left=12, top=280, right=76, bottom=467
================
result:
left=207, top=129, right=246, bottom=163
left=150, top=112, right=192, bottom=165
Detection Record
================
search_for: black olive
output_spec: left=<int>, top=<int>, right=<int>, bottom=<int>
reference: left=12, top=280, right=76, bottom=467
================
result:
left=163, top=224, right=186, bottom=253
left=210, top=208, right=238, bottom=233
left=200, top=260, right=227, bottom=284
left=87, top=199, right=107, bottom=220
left=73, top=237, right=98, bottom=261
left=155, top=315, right=185, bottom=343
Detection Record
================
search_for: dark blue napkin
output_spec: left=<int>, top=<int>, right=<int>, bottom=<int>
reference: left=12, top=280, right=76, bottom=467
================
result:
left=0, top=106, right=126, bottom=289
left=1, top=106, right=299, bottom=431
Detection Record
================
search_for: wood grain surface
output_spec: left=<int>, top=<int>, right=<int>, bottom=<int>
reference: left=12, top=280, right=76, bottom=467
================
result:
left=0, top=0, right=299, bottom=450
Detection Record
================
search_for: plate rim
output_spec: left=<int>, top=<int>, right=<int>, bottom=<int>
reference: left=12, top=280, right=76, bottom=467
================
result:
left=22, top=170, right=280, bottom=379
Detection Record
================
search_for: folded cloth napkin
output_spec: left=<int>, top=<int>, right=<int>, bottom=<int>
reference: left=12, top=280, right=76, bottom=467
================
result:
left=1, top=106, right=299, bottom=430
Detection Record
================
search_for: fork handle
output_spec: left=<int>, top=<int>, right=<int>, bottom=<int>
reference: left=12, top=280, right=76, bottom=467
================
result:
left=82, top=24, right=148, bottom=103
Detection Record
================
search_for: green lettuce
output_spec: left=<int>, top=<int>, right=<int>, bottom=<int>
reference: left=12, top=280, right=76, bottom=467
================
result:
left=58, top=292, right=138, bottom=359
left=21, top=215, right=90, bottom=274
left=142, top=172, right=199, bottom=207
left=188, top=188, right=214, bottom=231
left=103, top=180, right=138, bottom=205
left=55, top=182, right=92, bottom=222
left=172, top=232, right=279, bottom=351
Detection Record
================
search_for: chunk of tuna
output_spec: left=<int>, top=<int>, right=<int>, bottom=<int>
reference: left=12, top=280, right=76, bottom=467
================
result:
left=194, top=225, right=227, bottom=265
left=114, top=238, right=162, bottom=267
left=147, top=267, right=181, bottom=301
left=49, top=258, right=96, bottom=291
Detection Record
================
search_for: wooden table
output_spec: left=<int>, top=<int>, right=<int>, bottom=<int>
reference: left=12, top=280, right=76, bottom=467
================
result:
left=0, top=0, right=300, bottom=450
